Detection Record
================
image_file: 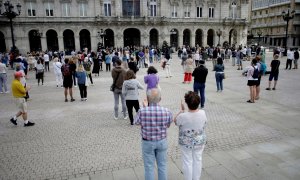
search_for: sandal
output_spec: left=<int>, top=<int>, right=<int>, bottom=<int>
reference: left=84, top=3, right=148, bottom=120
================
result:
left=247, top=100, right=254, bottom=103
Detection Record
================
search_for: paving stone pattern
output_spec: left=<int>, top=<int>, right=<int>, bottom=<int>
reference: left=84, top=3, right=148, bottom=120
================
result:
left=0, top=53, right=296, bottom=179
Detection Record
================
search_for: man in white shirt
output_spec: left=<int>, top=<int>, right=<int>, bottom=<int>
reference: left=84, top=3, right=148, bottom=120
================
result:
left=286, top=48, right=294, bottom=70
left=43, top=53, right=50, bottom=72
left=53, top=55, right=63, bottom=87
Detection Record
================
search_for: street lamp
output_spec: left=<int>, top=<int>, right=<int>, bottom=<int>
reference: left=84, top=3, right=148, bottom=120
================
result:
left=0, top=0, right=21, bottom=52
left=97, top=29, right=106, bottom=48
left=282, top=8, right=295, bottom=55
left=257, top=30, right=262, bottom=46
left=216, top=29, right=222, bottom=46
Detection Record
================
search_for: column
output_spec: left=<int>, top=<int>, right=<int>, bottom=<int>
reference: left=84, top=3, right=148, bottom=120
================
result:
left=58, top=36, right=64, bottom=52
left=178, top=31, right=183, bottom=47
left=203, top=32, right=207, bottom=47
left=41, top=36, right=47, bottom=51
left=191, top=34, right=196, bottom=47
left=75, top=35, right=80, bottom=52
left=90, top=34, right=98, bottom=52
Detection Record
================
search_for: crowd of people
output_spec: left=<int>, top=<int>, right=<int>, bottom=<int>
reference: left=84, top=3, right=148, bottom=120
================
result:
left=0, top=43, right=299, bottom=180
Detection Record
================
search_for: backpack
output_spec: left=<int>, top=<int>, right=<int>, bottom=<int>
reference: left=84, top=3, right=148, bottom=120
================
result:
left=260, top=63, right=267, bottom=75
left=62, top=64, right=71, bottom=76
left=84, top=61, right=91, bottom=71
left=252, top=66, right=259, bottom=79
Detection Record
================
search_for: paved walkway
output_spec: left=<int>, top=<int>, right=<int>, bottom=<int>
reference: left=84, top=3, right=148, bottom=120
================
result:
left=0, top=52, right=300, bottom=180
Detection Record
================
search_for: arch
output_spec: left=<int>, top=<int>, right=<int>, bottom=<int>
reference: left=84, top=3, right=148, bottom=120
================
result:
left=195, top=29, right=203, bottom=47
left=229, top=29, right=237, bottom=47
left=207, top=29, right=214, bottom=47
left=46, top=29, right=59, bottom=51
left=170, top=28, right=178, bottom=48
left=104, top=29, right=114, bottom=48
left=0, top=31, right=6, bottom=52
left=29, top=30, right=42, bottom=52
left=79, top=29, right=91, bottom=51
left=183, top=29, right=191, bottom=46
left=123, top=28, right=141, bottom=47
left=63, top=29, right=75, bottom=53
left=149, top=28, right=159, bottom=47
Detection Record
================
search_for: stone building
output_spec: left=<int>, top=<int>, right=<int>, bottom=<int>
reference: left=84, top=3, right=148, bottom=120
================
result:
left=250, top=0, right=300, bottom=48
left=0, top=0, right=249, bottom=54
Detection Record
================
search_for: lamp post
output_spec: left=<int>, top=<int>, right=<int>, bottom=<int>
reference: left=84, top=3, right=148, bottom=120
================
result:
left=97, top=29, right=106, bottom=48
left=170, top=29, right=177, bottom=47
left=216, top=29, right=222, bottom=46
left=257, top=30, right=262, bottom=46
left=282, top=8, right=295, bottom=55
left=0, top=1, right=21, bottom=52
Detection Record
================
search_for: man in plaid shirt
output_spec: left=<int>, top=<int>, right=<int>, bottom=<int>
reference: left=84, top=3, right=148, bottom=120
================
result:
left=134, top=88, right=173, bottom=180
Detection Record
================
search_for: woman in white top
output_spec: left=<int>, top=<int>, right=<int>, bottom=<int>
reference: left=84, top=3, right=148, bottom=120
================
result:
left=174, top=91, right=207, bottom=180
left=53, top=55, right=63, bottom=88
left=244, top=59, right=258, bottom=103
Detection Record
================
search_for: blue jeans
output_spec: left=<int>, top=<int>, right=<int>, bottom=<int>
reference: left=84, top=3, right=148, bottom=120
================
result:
left=194, top=82, right=205, bottom=108
left=215, top=73, right=224, bottom=91
left=142, top=138, right=168, bottom=180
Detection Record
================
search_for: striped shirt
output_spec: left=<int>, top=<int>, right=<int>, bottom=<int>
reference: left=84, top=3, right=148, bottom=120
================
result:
left=134, top=104, right=173, bottom=141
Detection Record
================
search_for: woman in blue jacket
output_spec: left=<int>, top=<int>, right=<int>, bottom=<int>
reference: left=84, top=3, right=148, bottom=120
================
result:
left=75, top=64, right=88, bottom=101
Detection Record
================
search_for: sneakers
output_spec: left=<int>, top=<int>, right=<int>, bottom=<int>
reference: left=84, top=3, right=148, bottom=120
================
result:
left=272, top=88, right=276, bottom=90
left=71, top=98, right=75, bottom=102
left=265, top=88, right=271, bottom=90
left=65, top=99, right=68, bottom=102
left=10, top=118, right=17, bottom=125
left=24, top=121, right=35, bottom=127
left=114, top=115, right=118, bottom=120
left=124, top=115, right=128, bottom=120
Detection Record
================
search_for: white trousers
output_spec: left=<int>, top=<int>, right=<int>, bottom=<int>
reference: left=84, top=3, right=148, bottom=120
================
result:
left=165, top=64, right=172, bottom=77
left=180, top=145, right=205, bottom=180
left=55, top=73, right=63, bottom=86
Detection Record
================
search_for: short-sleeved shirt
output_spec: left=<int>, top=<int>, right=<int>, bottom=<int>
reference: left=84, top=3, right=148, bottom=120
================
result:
left=134, top=104, right=173, bottom=141
left=270, top=60, right=280, bottom=74
left=176, top=110, right=207, bottom=149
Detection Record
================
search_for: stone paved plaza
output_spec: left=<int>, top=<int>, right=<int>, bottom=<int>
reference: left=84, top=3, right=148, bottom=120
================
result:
left=0, top=52, right=300, bottom=180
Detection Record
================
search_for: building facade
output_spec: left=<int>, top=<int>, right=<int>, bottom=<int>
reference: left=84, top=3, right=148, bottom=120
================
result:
left=250, top=0, right=300, bottom=48
left=0, top=0, right=249, bottom=54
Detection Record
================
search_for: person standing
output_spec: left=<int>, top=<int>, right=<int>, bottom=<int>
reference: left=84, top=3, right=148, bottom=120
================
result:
left=53, top=55, right=63, bottom=88
left=293, top=48, right=299, bottom=69
left=231, top=48, right=237, bottom=66
left=75, top=64, right=88, bottom=101
left=10, top=71, right=35, bottom=127
left=134, top=88, right=173, bottom=180
left=43, top=52, right=50, bottom=72
left=213, top=57, right=225, bottom=92
left=91, top=52, right=100, bottom=76
left=61, top=58, right=75, bottom=102
left=105, top=50, right=112, bottom=72
left=212, top=47, right=219, bottom=68
left=183, top=55, right=194, bottom=84
left=174, top=91, right=207, bottom=180
left=83, top=57, right=94, bottom=85
left=144, top=66, right=159, bottom=90
left=35, top=60, right=44, bottom=86
left=69, top=58, right=77, bottom=87
left=245, top=59, right=258, bottom=103
left=122, top=70, right=144, bottom=125
left=111, top=60, right=127, bottom=120
left=266, top=54, right=280, bottom=90
left=286, top=48, right=294, bottom=70
left=192, top=60, right=208, bottom=109
left=236, top=47, right=243, bottom=70
left=0, top=59, right=9, bottom=93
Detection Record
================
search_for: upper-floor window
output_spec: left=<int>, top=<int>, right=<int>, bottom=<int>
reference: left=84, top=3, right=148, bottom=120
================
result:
left=172, top=5, right=177, bottom=17
left=62, top=3, right=70, bottom=17
left=27, top=2, right=36, bottom=16
left=209, top=7, right=214, bottom=18
left=150, top=0, right=157, bottom=17
left=196, top=7, right=202, bottom=18
left=104, top=3, right=111, bottom=16
left=122, top=0, right=140, bottom=17
left=184, top=6, right=190, bottom=18
left=45, top=2, right=54, bottom=17
left=79, top=2, right=87, bottom=17
left=231, top=2, right=237, bottom=19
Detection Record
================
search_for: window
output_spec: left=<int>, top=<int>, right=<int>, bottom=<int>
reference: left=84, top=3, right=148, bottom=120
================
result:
left=171, top=5, right=177, bottom=17
left=265, top=10, right=268, bottom=14
left=104, top=3, right=111, bottom=16
left=184, top=7, right=190, bottom=18
left=79, top=2, right=87, bottom=17
left=150, top=0, right=157, bottom=17
left=27, top=2, right=36, bottom=16
left=209, top=7, right=214, bottom=18
left=231, top=2, right=237, bottom=18
left=45, top=2, right=53, bottom=17
left=62, top=3, right=70, bottom=17
left=254, top=12, right=257, bottom=16
left=122, top=0, right=140, bottom=17
left=196, top=7, right=202, bottom=18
